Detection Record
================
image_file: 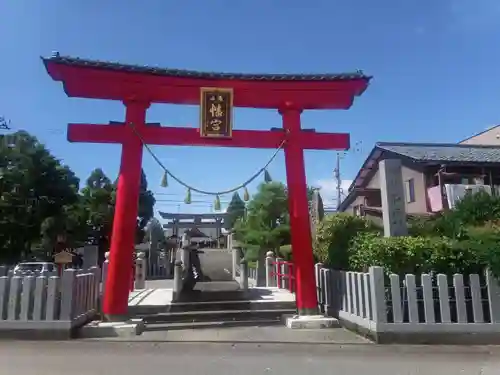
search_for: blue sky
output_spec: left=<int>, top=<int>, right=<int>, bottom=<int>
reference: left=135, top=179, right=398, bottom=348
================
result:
left=1, top=0, right=500, bottom=217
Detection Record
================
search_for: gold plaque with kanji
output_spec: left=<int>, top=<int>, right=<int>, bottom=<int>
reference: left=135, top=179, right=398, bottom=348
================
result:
left=200, top=87, right=233, bottom=138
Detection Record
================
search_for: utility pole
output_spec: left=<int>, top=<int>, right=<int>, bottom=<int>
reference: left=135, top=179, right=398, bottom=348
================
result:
left=334, top=153, right=342, bottom=211
left=334, top=141, right=362, bottom=211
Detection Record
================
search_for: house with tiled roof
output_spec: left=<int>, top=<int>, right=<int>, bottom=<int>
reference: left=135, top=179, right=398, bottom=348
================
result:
left=338, top=127, right=500, bottom=223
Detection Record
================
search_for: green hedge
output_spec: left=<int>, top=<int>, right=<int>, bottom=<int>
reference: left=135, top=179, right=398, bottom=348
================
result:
left=349, top=232, right=485, bottom=275
left=313, top=213, right=380, bottom=269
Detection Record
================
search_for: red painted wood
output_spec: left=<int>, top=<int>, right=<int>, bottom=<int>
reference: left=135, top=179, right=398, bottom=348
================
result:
left=45, top=62, right=369, bottom=110
left=44, top=57, right=369, bottom=318
left=102, top=103, right=148, bottom=317
left=67, top=123, right=350, bottom=150
left=281, top=109, right=319, bottom=313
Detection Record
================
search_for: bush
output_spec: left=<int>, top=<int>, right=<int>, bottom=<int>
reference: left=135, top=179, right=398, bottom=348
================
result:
left=313, top=213, right=380, bottom=269
left=452, top=190, right=500, bottom=226
left=349, top=233, right=432, bottom=274
left=349, top=232, right=483, bottom=275
left=278, top=244, right=292, bottom=261
left=408, top=213, right=465, bottom=238
left=243, top=244, right=260, bottom=262
left=465, top=225, right=500, bottom=278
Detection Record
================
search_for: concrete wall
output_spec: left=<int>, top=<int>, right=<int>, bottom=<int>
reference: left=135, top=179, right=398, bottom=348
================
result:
left=343, top=162, right=428, bottom=215
left=460, top=125, right=500, bottom=145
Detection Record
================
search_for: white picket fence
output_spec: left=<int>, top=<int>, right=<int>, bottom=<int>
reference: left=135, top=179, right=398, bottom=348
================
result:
left=0, top=266, right=103, bottom=331
left=316, top=264, right=500, bottom=341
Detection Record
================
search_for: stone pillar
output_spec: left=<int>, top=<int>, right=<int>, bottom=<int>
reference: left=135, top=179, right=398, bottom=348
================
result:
left=239, top=259, right=248, bottom=291
left=265, top=251, right=275, bottom=287
left=232, top=240, right=242, bottom=280
left=379, top=159, right=408, bottom=237
left=173, top=261, right=183, bottom=301
left=134, top=252, right=146, bottom=290
left=102, top=252, right=110, bottom=296
left=181, top=233, right=190, bottom=267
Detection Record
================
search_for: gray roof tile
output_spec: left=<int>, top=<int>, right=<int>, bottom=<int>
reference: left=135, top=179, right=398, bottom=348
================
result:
left=42, top=53, right=371, bottom=82
left=377, top=142, right=500, bottom=163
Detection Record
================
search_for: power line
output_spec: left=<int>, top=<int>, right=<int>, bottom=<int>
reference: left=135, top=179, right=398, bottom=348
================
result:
left=334, top=141, right=363, bottom=210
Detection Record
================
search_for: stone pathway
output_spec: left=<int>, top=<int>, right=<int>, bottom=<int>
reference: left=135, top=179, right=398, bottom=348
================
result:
left=101, top=325, right=372, bottom=344
left=128, top=286, right=295, bottom=307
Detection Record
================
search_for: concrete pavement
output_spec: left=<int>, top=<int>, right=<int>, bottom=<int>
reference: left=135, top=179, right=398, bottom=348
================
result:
left=2, top=341, right=499, bottom=374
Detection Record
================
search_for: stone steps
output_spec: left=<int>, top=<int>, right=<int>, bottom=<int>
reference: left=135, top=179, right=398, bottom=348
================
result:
left=142, top=308, right=296, bottom=325
left=142, top=320, right=283, bottom=332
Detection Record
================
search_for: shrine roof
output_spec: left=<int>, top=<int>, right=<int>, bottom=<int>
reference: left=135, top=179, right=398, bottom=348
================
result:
left=42, top=54, right=371, bottom=82
left=43, top=53, right=371, bottom=109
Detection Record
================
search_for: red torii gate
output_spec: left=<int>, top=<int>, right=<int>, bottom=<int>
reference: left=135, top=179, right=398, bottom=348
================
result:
left=43, top=54, right=370, bottom=319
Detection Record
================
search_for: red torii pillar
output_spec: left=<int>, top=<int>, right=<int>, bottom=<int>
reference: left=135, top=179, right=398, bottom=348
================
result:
left=68, top=103, right=349, bottom=319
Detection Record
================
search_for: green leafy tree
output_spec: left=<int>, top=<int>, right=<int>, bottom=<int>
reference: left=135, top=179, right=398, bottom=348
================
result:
left=225, top=192, right=246, bottom=229
left=234, top=182, right=289, bottom=284
left=0, top=131, right=79, bottom=262
left=137, top=169, right=156, bottom=243
left=79, top=168, right=115, bottom=260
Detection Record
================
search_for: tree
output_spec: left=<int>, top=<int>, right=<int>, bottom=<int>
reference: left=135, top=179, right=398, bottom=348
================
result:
left=137, top=169, right=156, bottom=243
left=78, top=168, right=115, bottom=261
left=234, top=183, right=320, bottom=256
left=225, top=192, right=246, bottom=229
left=234, top=182, right=289, bottom=285
left=0, top=131, right=80, bottom=262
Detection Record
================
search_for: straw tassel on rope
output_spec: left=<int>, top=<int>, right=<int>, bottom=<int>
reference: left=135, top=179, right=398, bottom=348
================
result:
left=214, top=195, right=221, bottom=211
left=160, top=171, right=168, bottom=188
left=264, top=169, right=272, bottom=183
left=184, top=188, right=192, bottom=204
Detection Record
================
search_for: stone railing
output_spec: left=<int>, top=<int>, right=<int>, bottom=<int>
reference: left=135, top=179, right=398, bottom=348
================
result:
left=229, top=248, right=297, bottom=292
left=315, top=264, right=500, bottom=344
left=0, top=266, right=101, bottom=336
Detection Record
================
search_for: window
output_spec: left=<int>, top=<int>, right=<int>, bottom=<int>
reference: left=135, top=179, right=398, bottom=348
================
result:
left=405, top=178, right=416, bottom=203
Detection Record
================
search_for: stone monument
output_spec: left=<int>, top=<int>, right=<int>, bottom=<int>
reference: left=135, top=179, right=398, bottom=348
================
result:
left=310, top=189, right=325, bottom=239
left=379, top=159, right=408, bottom=237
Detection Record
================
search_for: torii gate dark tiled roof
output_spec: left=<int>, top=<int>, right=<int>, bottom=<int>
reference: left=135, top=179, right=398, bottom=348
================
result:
left=42, top=53, right=372, bottom=82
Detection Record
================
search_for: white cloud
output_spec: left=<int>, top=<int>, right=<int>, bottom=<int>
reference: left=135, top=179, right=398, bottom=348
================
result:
left=314, top=178, right=353, bottom=208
